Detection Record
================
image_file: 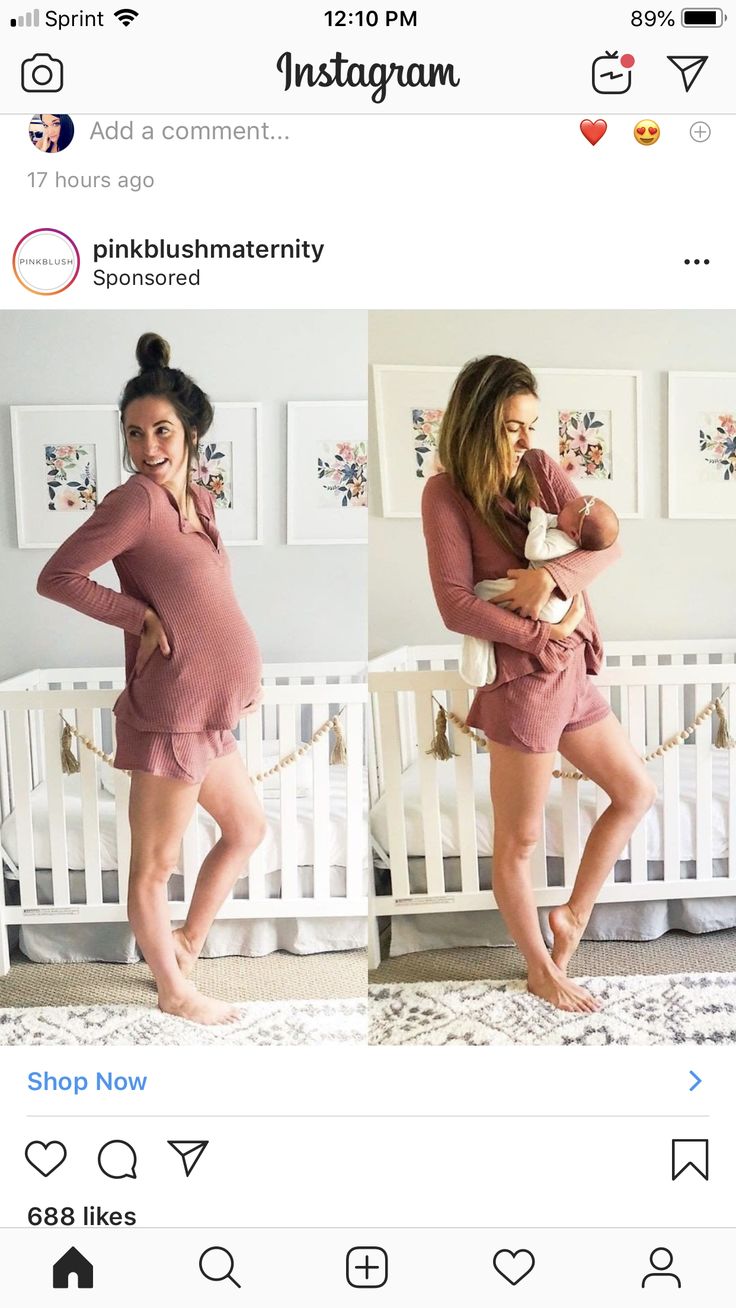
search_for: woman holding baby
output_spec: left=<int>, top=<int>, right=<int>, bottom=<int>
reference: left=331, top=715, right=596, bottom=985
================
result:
left=421, top=356, right=656, bottom=1013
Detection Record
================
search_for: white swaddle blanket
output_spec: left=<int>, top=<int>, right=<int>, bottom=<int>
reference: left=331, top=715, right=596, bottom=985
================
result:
left=460, top=507, right=577, bottom=688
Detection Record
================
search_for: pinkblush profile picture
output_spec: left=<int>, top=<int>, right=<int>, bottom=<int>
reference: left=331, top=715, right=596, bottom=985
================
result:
left=12, top=228, right=80, bottom=294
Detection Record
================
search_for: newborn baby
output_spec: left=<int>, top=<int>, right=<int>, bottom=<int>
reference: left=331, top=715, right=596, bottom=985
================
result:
left=460, top=495, right=620, bottom=687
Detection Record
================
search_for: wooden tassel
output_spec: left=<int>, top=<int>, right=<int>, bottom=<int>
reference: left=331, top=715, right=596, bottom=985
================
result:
left=60, top=721, right=80, bottom=774
left=715, top=698, right=736, bottom=749
left=427, top=704, right=456, bottom=760
left=329, top=717, right=348, bottom=765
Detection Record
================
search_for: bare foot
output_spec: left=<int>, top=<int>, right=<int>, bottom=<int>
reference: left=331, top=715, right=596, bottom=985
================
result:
left=527, top=964, right=600, bottom=1014
left=549, top=903, right=586, bottom=975
left=159, top=983, right=240, bottom=1026
left=172, top=927, right=199, bottom=979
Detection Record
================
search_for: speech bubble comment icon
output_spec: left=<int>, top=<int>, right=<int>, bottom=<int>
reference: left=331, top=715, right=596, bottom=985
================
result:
left=97, top=1139, right=138, bottom=1179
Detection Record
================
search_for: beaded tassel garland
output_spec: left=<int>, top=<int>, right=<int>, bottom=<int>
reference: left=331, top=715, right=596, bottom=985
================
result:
left=426, top=687, right=734, bottom=780
left=59, top=708, right=349, bottom=782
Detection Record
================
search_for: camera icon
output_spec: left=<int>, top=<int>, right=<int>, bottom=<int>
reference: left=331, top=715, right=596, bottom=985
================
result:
left=21, top=53, right=64, bottom=94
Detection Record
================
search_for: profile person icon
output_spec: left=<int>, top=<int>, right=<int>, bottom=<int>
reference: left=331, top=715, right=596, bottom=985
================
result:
left=642, top=1247, right=681, bottom=1289
left=28, top=113, right=74, bottom=153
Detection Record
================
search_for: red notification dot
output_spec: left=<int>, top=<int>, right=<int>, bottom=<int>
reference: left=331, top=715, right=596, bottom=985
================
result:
left=620, top=54, right=635, bottom=68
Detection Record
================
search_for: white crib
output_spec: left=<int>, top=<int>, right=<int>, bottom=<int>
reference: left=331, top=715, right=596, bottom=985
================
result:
left=0, top=661, right=368, bottom=976
left=368, top=640, right=736, bottom=968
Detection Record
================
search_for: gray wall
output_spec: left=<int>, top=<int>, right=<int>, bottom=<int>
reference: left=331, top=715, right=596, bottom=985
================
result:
left=369, top=310, right=736, bottom=658
left=0, top=310, right=367, bottom=680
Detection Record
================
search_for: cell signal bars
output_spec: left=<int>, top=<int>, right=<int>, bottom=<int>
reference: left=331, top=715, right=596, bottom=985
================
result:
left=10, top=9, right=40, bottom=25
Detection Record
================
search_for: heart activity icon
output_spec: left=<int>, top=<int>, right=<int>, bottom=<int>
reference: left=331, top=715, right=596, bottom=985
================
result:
left=493, top=1248, right=536, bottom=1285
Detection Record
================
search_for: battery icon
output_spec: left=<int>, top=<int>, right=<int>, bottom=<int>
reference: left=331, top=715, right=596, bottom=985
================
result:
left=681, top=7, right=725, bottom=22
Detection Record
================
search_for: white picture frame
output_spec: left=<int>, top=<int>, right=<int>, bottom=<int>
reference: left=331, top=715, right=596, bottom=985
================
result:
left=194, top=402, right=262, bottom=546
left=373, top=363, right=460, bottom=517
left=668, top=371, right=736, bottom=519
left=11, top=405, right=121, bottom=549
left=287, top=400, right=368, bottom=545
left=534, top=369, right=643, bottom=520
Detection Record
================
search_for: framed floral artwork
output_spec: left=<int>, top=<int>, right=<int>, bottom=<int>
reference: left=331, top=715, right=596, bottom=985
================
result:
left=287, top=401, right=368, bottom=544
left=668, top=372, right=736, bottom=518
left=373, top=364, right=459, bottom=516
left=535, top=370, right=642, bottom=519
left=10, top=405, right=122, bottom=548
left=194, top=402, right=262, bottom=545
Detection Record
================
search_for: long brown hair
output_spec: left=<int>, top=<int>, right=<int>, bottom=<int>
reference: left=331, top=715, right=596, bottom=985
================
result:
left=438, top=355, right=540, bottom=549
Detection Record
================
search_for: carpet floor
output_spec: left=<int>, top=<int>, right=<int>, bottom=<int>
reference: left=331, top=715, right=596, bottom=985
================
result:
left=369, top=973, right=736, bottom=1046
left=370, top=929, right=736, bottom=984
left=0, top=998, right=367, bottom=1046
left=0, top=948, right=367, bottom=1008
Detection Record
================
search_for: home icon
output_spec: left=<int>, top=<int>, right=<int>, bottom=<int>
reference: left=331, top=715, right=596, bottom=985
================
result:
left=52, top=1246, right=94, bottom=1289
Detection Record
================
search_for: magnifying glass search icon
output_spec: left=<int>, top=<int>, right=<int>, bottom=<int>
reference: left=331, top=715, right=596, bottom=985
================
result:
left=199, top=1246, right=242, bottom=1288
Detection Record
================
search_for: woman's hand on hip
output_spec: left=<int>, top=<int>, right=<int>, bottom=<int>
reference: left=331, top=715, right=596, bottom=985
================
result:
left=487, top=566, right=556, bottom=620
left=549, top=593, right=586, bottom=640
left=134, top=608, right=171, bottom=674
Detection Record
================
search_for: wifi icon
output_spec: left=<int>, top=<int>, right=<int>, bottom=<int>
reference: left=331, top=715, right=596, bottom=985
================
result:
left=114, top=7, right=139, bottom=25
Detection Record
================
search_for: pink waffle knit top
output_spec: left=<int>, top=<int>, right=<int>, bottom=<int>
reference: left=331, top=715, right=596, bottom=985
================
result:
left=421, top=448, right=621, bottom=687
left=37, top=475, right=262, bottom=732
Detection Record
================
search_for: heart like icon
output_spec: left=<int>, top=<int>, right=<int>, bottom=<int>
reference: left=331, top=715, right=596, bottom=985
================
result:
left=493, top=1248, right=536, bottom=1286
left=25, top=1140, right=67, bottom=1177
left=580, top=118, right=607, bottom=146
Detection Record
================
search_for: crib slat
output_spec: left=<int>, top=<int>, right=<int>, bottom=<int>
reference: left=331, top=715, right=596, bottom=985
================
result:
left=627, top=686, right=648, bottom=883
left=310, top=700, right=330, bottom=901
left=344, top=701, right=364, bottom=901
left=243, top=712, right=266, bottom=902
left=617, top=654, right=632, bottom=736
left=42, top=709, right=70, bottom=907
left=729, top=748, right=736, bottom=882
left=449, top=687, right=480, bottom=894
left=660, top=685, right=681, bottom=881
left=180, top=812, right=200, bottom=903
left=8, top=710, right=36, bottom=907
left=0, top=713, right=11, bottom=821
left=560, top=775, right=581, bottom=888
left=415, top=691, right=446, bottom=896
left=695, top=684, right=713, bottom=879
left=645, top=654, right=659, bottom=749
left=377, top=691, right=410, bottom=898
left=278, top=704, right=299, bottom=901
left=76, top=707, right=103, bottom=905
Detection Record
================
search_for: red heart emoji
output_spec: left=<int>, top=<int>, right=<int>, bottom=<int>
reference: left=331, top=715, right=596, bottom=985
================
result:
left=637, top=126, right=646, bottom=135
left=580, top=119, right=607, bottom=146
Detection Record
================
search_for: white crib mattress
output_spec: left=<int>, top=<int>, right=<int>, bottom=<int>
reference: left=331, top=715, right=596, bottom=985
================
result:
left=2, top=766, right=369, bottom=882
left=1, top=768, right=368, bottom=962
left=371, top=747, right=733, bottom=863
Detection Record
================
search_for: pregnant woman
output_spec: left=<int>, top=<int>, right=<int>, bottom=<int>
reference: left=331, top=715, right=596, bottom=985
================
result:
left=422, top=355, right=656, bottom=1012
left=38, top=333, right=266, bottom=1025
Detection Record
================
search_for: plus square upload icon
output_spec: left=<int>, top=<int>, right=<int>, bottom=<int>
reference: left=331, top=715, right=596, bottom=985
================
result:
left=346, top=1247, right=389, bottom=1289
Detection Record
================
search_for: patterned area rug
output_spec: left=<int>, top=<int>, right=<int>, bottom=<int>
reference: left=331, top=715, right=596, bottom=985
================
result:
left=0, top=999, right=367, bottom=1046
left=369, top=974, right=736, bottom=1045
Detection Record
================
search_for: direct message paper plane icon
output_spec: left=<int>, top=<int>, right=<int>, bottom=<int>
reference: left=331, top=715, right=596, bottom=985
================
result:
left=167, top=1140, right=209, bottom=1177
left=667, top=55, right=708, bottom=91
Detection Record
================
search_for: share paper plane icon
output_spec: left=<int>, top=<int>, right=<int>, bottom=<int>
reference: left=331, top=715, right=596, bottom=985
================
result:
left=167, top=1140, right=209, bottom=1177
left=667, top=55, right=708, bottom=91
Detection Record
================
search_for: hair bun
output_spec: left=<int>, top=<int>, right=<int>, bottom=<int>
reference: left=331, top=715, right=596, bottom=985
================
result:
left=136, top=332, right=171, bottom=372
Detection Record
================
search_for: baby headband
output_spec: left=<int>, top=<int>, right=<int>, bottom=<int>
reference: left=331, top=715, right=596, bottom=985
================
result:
left=578, top=497, right=597, bottom=517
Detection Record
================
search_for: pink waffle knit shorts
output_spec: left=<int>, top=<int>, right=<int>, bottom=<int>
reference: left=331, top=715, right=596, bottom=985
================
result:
left=113, top=719, right=238, bottom=784
left=466, top=642, right=611, bottom=755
